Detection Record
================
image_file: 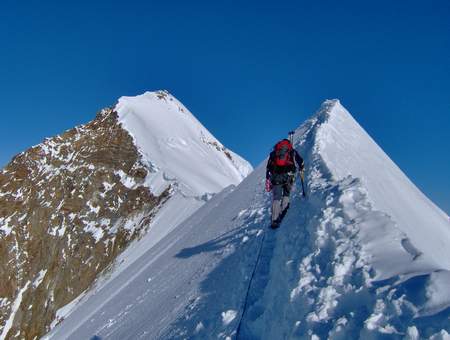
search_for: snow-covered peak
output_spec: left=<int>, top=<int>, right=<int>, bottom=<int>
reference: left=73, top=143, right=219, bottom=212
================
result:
left=46, top=98, right=450, bottom=340
left=314, top=100, right=450, bottom=278
left=115, top=90, right=252, bottom=197
left=312, top=98, right=341, bottom=117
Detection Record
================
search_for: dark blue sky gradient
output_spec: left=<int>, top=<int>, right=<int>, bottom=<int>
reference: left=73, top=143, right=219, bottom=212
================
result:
left=1, top=0, right=449, bottom=213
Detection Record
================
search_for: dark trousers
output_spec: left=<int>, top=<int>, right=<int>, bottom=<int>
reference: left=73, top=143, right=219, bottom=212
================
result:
left=271, top=174, right=294, bottom=224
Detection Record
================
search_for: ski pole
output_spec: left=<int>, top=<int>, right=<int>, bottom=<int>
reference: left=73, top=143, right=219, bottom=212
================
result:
left=300, top=170, right=306, bottom=197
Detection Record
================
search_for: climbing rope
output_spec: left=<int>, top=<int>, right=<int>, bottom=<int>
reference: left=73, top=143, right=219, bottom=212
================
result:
left=235, top=226, right=267, bottom=338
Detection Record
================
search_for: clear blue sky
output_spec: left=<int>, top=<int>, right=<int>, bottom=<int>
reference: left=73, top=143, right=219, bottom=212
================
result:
left=1, top=0, right=449, bottom=213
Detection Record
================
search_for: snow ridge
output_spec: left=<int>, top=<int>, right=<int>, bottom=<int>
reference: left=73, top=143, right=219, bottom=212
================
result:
left=318, top=100, right=450, bottom=276
left=45, top=99, right=450, bottom=340
left=238, top=100, right=450, bottom=339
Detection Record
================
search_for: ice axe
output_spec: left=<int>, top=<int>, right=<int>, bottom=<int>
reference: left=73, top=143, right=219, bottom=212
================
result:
left=288, top=131, right=306, bottom=197
left=288, top=130, right=294, bottom=145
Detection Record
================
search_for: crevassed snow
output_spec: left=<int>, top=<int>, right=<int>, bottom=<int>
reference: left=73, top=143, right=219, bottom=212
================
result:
left=115, top=91, right=252, bottom=197
left=46, top=99, right=450, bottom=340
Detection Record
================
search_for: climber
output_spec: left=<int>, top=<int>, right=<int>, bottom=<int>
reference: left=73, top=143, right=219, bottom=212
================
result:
left=265, top=132, right=304, bottom=229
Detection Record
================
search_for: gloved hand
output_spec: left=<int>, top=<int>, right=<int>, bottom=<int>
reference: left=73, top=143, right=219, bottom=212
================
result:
left=265, top=179, right=272, bottom=192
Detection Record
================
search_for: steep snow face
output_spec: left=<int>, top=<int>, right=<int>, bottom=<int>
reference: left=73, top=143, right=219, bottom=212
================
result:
left=116, top=90, right=253, bottom=197
left=45, top=164, right=269, bottom=340
left=46, top=100, right=450, bottom=340
left=317, top=101, right=450, bottom=279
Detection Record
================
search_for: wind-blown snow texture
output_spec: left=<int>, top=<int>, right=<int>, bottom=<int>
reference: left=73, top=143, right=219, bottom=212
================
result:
left=46, top=100, right=450, bottom=339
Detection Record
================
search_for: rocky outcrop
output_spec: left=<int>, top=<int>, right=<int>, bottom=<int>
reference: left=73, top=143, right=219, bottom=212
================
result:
left=0, top=108, right=170, bottom=339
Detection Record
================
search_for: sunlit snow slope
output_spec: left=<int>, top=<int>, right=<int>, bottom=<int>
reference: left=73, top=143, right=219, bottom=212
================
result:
left=35, top=90, right=252, bottom=338
left=46, top=100, right=450, bottom=340
left=116, top=90, right=252, bottom=197
left=111, top=89, right=253, bottom=279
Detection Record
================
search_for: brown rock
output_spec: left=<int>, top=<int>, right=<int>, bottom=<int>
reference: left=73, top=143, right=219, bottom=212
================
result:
left=0, top=107, right=170, bottom=339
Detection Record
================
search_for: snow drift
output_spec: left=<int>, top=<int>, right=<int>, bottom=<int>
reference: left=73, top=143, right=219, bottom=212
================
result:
left=46, top=100, right=450, bottom=339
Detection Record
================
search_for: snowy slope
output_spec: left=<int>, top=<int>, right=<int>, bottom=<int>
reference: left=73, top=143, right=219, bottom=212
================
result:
left=13, top=90, right=252, bottom=339
left=112, top=90, right=251, bottom=248
left=317, top=103, right=450, bottom=279
left=45, top=164, right=269, bottom=340
left=104, top=90, right=254, bottom=283
left=116, top=90, right=252, bottom=197
left=46, top=100, right=450, bottom=340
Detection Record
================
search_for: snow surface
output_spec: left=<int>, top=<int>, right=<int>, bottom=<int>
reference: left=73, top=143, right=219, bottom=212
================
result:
left=46, top=100, right=450, bottom=339
left=317, top=102, right=450, bottom=279
left=116, top=91, right=252, bottom=197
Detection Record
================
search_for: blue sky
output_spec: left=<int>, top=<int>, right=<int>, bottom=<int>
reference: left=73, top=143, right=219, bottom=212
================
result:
left=1, top=0, right=449, bottom=213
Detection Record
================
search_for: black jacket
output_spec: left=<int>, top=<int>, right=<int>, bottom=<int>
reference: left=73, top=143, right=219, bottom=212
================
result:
left=266, top=147, right=304, bottom=181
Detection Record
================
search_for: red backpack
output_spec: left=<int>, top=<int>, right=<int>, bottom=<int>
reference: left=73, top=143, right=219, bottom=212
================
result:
left=273, top=140, right=293, bottom=167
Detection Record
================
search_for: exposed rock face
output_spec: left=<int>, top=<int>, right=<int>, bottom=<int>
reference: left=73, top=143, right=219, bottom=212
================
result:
left=0, top=108, right=170, bottom=339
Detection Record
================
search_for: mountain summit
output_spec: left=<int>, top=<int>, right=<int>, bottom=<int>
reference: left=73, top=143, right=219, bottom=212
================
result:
left=116, top=90, right=251, bottom=197
left=47, top=99, right=450, bottom=340
left=0, top=90, right=252, bottom=340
